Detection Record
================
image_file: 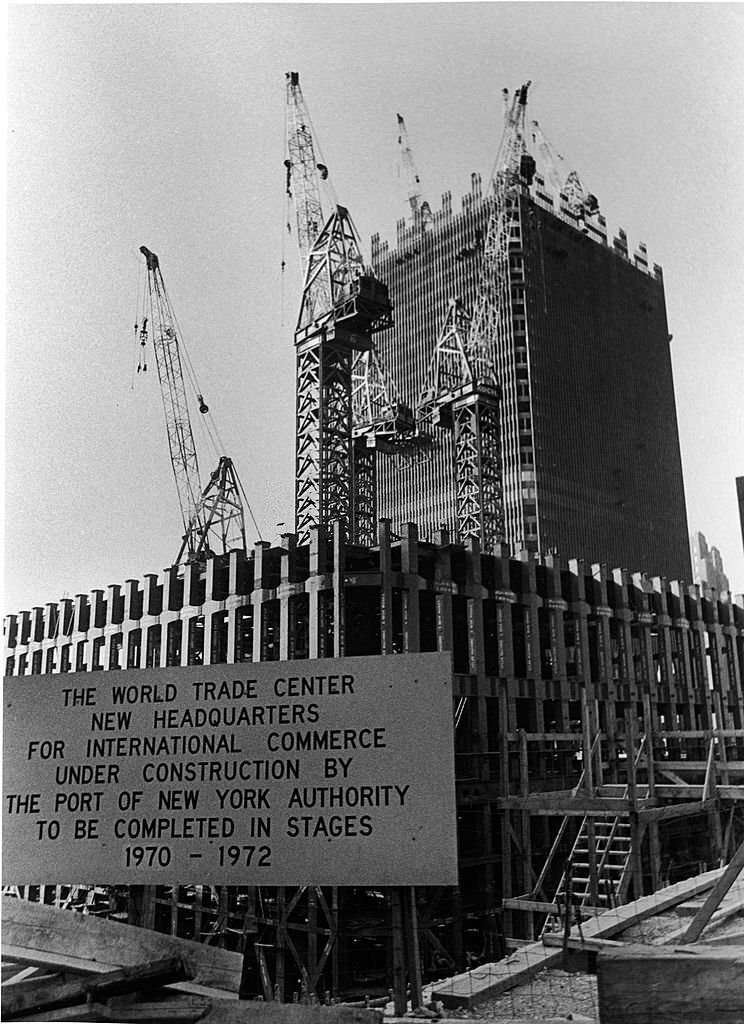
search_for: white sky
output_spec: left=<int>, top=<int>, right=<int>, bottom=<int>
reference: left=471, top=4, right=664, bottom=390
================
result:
left=5, top=2, right=744, bottom=613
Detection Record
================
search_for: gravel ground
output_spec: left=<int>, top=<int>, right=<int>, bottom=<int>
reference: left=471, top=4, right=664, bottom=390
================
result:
left=385, top=969, right=599, bottom=1021
left=472, top=970, right=598, bottom=1022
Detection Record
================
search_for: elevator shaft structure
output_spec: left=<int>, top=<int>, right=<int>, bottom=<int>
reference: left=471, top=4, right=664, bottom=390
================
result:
left=294, top=206, right=393, bottom=544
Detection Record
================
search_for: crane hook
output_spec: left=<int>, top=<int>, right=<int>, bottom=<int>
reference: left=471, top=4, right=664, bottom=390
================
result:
left=198, top=394, right=209, bottom=414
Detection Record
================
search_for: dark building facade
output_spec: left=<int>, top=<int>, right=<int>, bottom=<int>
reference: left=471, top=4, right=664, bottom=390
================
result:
left=371, top=170, right=691, bottom=581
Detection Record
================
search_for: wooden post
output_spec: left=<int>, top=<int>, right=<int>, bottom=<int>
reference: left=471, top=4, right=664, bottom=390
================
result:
left=391, top=889, right=407, bottom=1015
left=626, top=712, right=644, bottom=900
left=404, top=888, right=423, bottom=1010
left=127, top=885, right=155, bottom=930
left=643, top=691, right=662, bottom=891
left=307, top=887, right=318, bottom=989
left=275, top=887, right=286, bottom=1002
left=499, top=681, right=513, bottom=938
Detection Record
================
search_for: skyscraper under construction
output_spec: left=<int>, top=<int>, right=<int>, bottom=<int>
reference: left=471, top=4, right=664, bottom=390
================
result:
left=371, top=139, right=691, bottom=581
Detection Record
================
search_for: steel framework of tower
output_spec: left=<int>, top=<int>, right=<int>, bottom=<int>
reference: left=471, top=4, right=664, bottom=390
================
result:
left=139, top=246, right=246, bottom=563
left=294, top=206, right=393, bottom=544
left=414, top=83, right=532, bottom=553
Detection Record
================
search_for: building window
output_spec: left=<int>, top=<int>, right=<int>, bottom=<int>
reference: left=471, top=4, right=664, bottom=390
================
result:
left=146, top=625, right=161, bottom=668
left=187, top=617, right=205, bottom=666
left=234, top=606, right=254, bottom=663
left=211, top=611, right=229, bottom=665
left=60, top=644, right=71, bottom=673
left=32, top=651, right=43, bottom=675
left=45, top=648, right=56, bottom=674
left=127, top=630, right=142, bottom=669
left=261, top=601, right=280, bottom=661
left=166, top=620, right=182, bottom=667
left=109, top=633, right=123, bottom=670
left=91, top=636, right=105, bottom=671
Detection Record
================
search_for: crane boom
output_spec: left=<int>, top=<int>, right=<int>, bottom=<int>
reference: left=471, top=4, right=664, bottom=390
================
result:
left=285, top=71, right=328, bottom=266
left=396, top=113, right=432, bottom=231
left=140, top=245, right=205, bottom=552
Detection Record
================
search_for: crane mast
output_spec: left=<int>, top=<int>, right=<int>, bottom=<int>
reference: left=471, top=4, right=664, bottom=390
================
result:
left=415, top=83, right=532, bottom=552
left=139, top=246, right=247, bottom=563
left=285, top=72, right=401, bottom=545
left=294, top=207, right=392, bottom=544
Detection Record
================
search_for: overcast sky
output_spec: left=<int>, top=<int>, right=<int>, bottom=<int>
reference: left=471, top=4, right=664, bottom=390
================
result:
left=5, top=2, right=744, bottom=614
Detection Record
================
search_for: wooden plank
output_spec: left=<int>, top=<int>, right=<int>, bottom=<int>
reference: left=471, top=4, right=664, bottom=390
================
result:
left=502, top=899, right=558, bottom=914
left=597, top=942, right=744, bottom=1023
left=542, top=933, right=624, bottom=952
left=681, top=841, right=744, bottom=944
left=1, top=945, right=114, bottom=976
left=2, top=897, right=242, bottom=992
left=638, top=800, right=714, bottom=823
left=199, top=1000, right=384, bottom=1023
left=92, top=1000, right=210, bottom=1021
left=497, top=794, right=634, bottom=815
left=2, top=955, right=189, bottom=1019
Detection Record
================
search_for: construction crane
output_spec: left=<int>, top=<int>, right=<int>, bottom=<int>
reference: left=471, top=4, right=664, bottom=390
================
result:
left=137, top=246, right=248, bottom=564
left=396, top=113, right=432, bottom=232
left=530, top=120, right=597, bottom=219
left=294, top=207, right=393, bottom=544
left=416, top=82, right=533, bottom=552
left=285, top=71, right=407, bottom=545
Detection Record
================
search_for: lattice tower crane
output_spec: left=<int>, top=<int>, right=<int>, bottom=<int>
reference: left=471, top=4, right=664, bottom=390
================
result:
left=396, top=113, right=432, bottom=233
left=285, top=72, right=406, bottom=545
left=294, top=208, right=393, bottom=544
left=137, top=246, right=248, bottom=564
left=416, top=82, right=533, bottom=552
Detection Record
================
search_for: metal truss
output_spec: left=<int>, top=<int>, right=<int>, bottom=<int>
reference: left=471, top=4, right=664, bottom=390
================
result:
left=452, top=391, right=504, bottom=551
left=177, top=456, right=247, bottom=564
left=295, top=340, right=355, bottom=544
left=416, top=298, right=474, bottom=430
left=352, top=348, right=415, bottom=443
left=351, top=438, right=377, bottom=546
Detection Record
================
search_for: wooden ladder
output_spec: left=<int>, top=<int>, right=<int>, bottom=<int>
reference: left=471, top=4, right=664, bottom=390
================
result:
left=541, top=738, right=649, bottom=937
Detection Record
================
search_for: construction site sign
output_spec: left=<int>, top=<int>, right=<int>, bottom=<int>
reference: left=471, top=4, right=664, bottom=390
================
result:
left=3, top=652, right=457, bottom=885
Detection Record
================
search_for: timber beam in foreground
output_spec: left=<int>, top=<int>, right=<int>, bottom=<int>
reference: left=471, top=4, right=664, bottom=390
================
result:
left=432, top=868, right=726, bottom=1009
left=597, top=943, right=744, bottom=1024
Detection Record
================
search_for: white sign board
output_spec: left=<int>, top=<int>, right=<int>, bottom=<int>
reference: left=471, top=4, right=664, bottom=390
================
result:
left=3, top=653, right=457, bottom=885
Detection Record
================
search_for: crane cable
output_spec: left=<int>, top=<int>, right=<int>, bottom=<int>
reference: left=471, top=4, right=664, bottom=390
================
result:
left=132, top=255, right=146, bottom=386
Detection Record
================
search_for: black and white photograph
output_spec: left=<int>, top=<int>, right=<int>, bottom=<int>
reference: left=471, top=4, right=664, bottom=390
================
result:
left=3, top=3, right=744, bottom=1022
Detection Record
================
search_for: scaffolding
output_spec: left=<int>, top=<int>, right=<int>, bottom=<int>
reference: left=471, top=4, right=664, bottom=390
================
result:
left=4, top=523, right=744, bottom=999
